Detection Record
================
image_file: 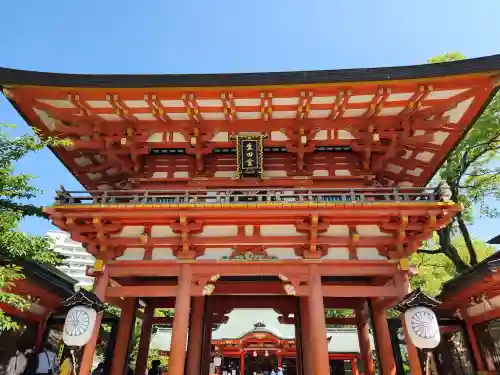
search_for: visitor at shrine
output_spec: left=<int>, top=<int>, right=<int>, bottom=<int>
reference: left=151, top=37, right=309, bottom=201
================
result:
left=90, top=363, right=104, bottom=375
left=23, top=349, right=38, bottom=375
left=35, top=344, right=58, bottom=375
left=58, top=355, right=74, bottom=375
left=269, top=369, right=276, bottom=375
left=147, top=360, right=163, bottom=375
left=6, top=350, right=27, bottom=375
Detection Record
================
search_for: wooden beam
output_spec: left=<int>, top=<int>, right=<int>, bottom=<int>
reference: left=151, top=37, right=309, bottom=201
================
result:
left=0, top=302, right=44, bottom=323
left=107, top=260, right=398, bottom=278
left=103, top=235, right=395, bottom=248
left=152, top=316, right=173, bottom=325
left=280, top=316, right=356, bottom=325
left=319, top=285, right=398, bottom=298
left=105, top=286, right=178, bottom=298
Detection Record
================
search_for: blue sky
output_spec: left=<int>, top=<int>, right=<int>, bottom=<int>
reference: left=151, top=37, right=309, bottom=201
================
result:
left=1, top=0, right=499, bottom=242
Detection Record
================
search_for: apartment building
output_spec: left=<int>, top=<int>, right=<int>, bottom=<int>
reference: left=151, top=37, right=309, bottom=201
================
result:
left=46, top=230, right=95, bottom=286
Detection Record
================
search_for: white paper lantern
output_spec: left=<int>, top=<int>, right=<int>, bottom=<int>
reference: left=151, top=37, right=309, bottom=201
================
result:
left=213, top=357, right=222, bottom=367
left=404, top=306, right=440, bottom=349
left=63, top=306, right=97, bottom=347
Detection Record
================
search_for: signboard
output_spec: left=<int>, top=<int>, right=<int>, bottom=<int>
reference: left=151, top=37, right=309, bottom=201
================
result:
left=230, top=135, right=267, bottom=179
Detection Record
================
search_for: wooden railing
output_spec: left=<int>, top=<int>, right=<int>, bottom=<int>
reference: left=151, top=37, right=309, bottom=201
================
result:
left=54, top=187, right=444, bottom=205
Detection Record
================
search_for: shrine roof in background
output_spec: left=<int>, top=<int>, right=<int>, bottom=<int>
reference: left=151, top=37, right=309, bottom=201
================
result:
left=1, top=55, right=499, bottom=190
left=0, top=256, right=78, bottom=312
left=487, top=234, right=500, bottom=244
left=439, top=251, right=500, bottom=311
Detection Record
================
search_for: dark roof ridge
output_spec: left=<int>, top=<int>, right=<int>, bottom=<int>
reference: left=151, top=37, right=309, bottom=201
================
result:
left=1, top=54, right=500, bottom=88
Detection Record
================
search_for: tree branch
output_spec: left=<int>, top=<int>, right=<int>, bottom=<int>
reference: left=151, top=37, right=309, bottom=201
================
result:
left=417, top=249, right=443, bottom=255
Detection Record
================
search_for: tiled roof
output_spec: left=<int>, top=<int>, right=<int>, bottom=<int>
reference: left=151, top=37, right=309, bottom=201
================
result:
left=151, top=309, right=373, bottom=353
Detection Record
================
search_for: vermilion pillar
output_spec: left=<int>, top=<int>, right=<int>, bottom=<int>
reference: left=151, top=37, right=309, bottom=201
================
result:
left=464, top=319, right=485, bottom=371
left=294, top=312, right=303, bottom=375
left=35, top=310, right=50, bottom=351
left=355, top=304, right=374, bottom=375
left=371, top=303, right=396, bottom=375
left=240, top=351, right=245, bottom=375
left=307, top=266, right=330, bottom=375
left=79, top=270, right=109, bottom=375
left=110, top=298, right=137, bottom=375
left=201, top=311, right=213, bottom=375
left=277, top=351, right=282, bottom=368
left=401, top=318, right=422, bottom=375
left=187, top=297, right=205, bottom=375
left=168, top=265, right=193, bottom=375
left=135, top=304, right=155, bottom=375
left=299, top=298, right=312, bottom=375
left=351, top=358, right=359, bottom=375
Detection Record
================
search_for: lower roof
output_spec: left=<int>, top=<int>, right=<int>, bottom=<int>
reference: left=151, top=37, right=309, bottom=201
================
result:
left=439, top=251, right=500, bottom=301
left=0, top=256, right=77, bottom=299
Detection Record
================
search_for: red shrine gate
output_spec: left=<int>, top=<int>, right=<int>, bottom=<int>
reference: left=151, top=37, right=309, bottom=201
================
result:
left=1, top=55, right=500, bottom=375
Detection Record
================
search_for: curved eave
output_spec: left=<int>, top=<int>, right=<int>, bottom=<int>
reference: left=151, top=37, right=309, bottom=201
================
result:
left=1, top=54, right=500, bottom=89
left=439, top=252, right=500, bottom=302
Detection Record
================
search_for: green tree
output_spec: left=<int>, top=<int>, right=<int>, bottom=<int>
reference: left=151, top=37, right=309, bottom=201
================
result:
left=0, top=124, right=68, bottom=331
left=427, top=52, right=466, bottom=64
left=411, top=237, right=495, bottom=296
left=417, top=54, right=500, bottom=272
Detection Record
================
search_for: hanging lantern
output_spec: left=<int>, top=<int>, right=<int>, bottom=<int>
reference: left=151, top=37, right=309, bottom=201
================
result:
left=404, top=306, right=440, bottom=349
left=264, top=350, right=269, bottom=357
left=213, top=357, right=222, bottom=367
left=63, top=306, right=97, bottom=347
left=61, top=290, right=104, bottom=347
left=253, top=351, right=257, bottom=357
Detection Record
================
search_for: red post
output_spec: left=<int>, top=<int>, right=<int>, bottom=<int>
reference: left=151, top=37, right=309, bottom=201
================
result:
left=371, top=303, right=396, bottom=375
left=351, top=358, right=359, bottom=375
left=168, top=265, right=193, bottom=375
left=201, top=303, right=213, bottom=375
left=79, top=271, right=109, bottom=375
left=35, top=311, right=50, bottom=351
left=402, top=318, right=422, bottom=375
left=355, top=304, right=374, bottom=375
left=294, top=312, right=303, bottom=375
left=300, top=298, right=312, bottom=375
left=187, top=297, right=205, bottom=375
left=135, top=304, right=155, bottom=375
left=240, top=351, right=245, bottom=375
left=307, top=266, right=330, bottom=375
left=110, top=298, right=137, bottom=375
left=277, top=351, right=282, bottom=368
left=465, top=319, right=485, bottom=371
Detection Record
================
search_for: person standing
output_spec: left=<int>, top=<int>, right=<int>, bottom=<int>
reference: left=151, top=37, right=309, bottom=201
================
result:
left=58, top=355, right=73, bottom=375
left=35, top=344, right=58, bottom=375
left=6, top=350, right=27, bottom=375
left=23, top=349, right=38, bottom=375
left=147, top=360, right=163, bottom=375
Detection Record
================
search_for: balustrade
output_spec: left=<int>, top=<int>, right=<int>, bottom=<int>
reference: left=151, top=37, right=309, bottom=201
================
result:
left=54, top=186, right=446, bottom=206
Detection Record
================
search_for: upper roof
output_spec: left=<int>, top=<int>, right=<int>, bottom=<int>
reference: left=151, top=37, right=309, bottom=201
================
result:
left=1, top=54, right=500, bottom=87
left=1, top=55, right=499, bottom=190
